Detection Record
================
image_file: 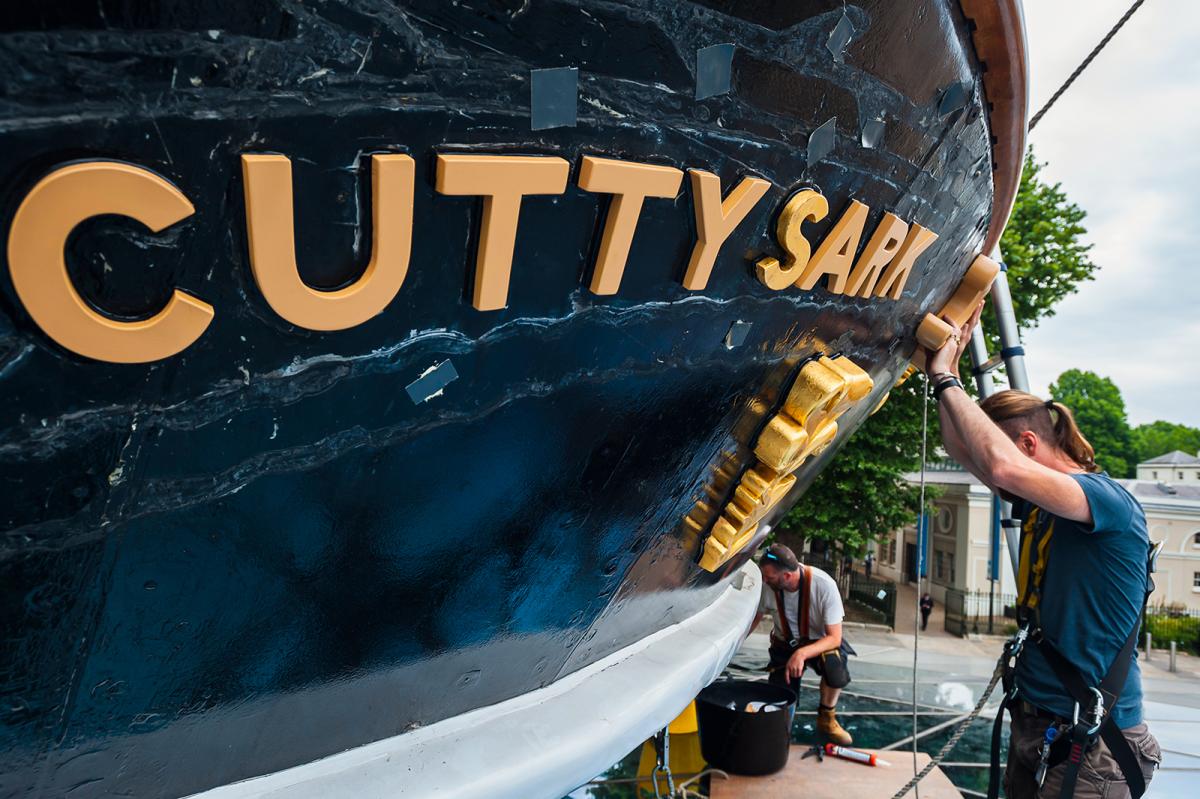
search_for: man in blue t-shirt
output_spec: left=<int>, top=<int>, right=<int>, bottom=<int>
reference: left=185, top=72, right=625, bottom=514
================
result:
left=922, top=303, right=1160, bottom=799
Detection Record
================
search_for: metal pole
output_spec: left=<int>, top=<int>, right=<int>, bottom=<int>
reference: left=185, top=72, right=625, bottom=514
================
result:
left=1170, top=641, right=1178, bottom=673
left=988, top=495, right=1001, bottom=635
left=1145, top=632, right=1152, bottom=660
left=969, top=253, right=1028, bottom=579
left=967, top=327, right=995, bottom=397
left=989, top=262, right=1030, bottom=393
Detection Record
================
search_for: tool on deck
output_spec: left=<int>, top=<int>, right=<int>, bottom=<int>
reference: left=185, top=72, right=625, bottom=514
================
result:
left=801, top=743, right=825, bottom=763
left=824, top=744, right=891, bottom=767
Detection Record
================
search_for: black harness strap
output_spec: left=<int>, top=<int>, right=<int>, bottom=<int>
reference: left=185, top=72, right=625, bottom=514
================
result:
left=1037, top=605, right=1147, bottom=799
left=988, top=630, right=1026, bottom=799
left=987, top=691, right=1011, bottom=799
left=987, top=496, right=1155, bottom=799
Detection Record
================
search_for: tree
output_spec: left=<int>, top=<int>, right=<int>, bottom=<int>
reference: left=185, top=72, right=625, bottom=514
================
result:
left=1048, top=369, right=1136, bottom=478
left=996, top=150, right=1099, bottom=331
left=775, top=378, right=937, bottom=557
left=1132, top=420, right=1200, bottom=464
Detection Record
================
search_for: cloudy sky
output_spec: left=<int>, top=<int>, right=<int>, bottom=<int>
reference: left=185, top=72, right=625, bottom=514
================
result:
left=1019, top=1, right=1200, bottom=427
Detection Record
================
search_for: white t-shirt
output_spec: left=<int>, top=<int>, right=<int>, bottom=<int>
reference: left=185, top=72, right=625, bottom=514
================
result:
left=759, top=565, right=845, bottom=641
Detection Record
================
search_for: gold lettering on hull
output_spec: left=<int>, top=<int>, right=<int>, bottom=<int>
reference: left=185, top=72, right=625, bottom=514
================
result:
left=6, top=150, right=955, bottom=364
left=755, top=191, right=936, bottom=301
left=873, top=223, right=939, bottom=300
left=7, top=161, right=213, bottom=363
left=682, top=170, right=771, bottom=290
left=577, top=156, right=683, bottom=295
left=435, top=154, right=571, bottom=311
left=797, top=199, right=869, bottom=293
left=242, top=153, right=415, bottom=330
left=754, top=189, right=828, bottom=291
left=845, top=211, right=908, bottom=297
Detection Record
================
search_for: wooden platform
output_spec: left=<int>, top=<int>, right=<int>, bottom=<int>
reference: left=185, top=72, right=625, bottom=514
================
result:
left=710, top=747, right=962, bottom=799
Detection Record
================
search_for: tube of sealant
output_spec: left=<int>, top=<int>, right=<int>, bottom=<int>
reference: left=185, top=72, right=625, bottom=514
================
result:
left=824, top=744, right=890, bottom=767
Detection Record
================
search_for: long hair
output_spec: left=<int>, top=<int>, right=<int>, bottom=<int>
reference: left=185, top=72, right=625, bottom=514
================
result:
left=978, top=390, right=1100, bottom=473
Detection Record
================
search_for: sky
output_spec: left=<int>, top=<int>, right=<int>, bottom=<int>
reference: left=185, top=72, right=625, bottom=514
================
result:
left=1019, top=1, right=1200, bottom=428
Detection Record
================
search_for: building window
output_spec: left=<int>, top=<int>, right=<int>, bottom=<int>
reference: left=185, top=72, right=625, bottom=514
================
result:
left=934, top=550, right=945, bottom=580
left=889, top=537, right=897, bottom=564
left=950, top=557, right=956, bottom=586
left=1193, top=532, right=1200, bottom=548
left=1194, top=572, right=1200, bottom=591
left=1180, top=472, right=1185, bottom=480
left=1152, top=471, right=1158, bottom=479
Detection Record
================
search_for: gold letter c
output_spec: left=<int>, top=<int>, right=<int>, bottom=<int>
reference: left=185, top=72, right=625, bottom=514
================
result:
left=7, top=161, right=212, bottom=363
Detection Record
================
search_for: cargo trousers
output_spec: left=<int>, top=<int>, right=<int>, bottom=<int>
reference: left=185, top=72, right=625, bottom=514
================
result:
left=1003, top=702, right=1161, bottom=799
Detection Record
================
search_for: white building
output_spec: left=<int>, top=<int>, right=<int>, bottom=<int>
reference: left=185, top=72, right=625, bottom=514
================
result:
left=1122, top=478, right=1200, bottom=607
left=875, top=456, right=1200, bottom=611
left=1136, top=450, right=1200, bottom=484
left=873, top=463, right=1017, bottom=608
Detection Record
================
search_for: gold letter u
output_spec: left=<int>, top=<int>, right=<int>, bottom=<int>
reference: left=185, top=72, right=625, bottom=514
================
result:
left=241, top=153, right=414, bottom=330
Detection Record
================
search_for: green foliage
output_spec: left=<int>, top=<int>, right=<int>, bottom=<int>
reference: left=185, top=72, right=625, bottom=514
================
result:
left=1049, top=369, right=1136, bottom=477
left=1144, top=609, right=1200, bottom=655
left=775, top=379, right=939, bottom=556
left=996, top=150, right=1098, bottom=331
left=1132, top=420, right=1200, bottom=464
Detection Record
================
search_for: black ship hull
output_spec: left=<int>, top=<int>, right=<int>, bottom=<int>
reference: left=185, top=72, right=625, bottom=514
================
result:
left=0, top=2, right=1025, bottom=796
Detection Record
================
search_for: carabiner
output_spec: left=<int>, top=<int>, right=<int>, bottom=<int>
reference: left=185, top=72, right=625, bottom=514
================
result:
left=1085, top=687, right=1105, bottom=735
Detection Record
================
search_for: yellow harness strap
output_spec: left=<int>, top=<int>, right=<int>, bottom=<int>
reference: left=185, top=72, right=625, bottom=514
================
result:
left=1016, top=507, right=1056, bottom=618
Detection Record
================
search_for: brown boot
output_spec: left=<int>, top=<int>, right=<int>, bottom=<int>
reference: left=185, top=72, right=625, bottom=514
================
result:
left=817, top=704, right=853, bottom=745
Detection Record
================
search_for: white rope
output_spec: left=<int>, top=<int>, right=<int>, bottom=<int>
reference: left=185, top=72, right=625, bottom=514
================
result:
left=911, top=374, right=931, bottom=799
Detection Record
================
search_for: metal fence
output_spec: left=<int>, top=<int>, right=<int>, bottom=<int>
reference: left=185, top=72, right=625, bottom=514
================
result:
left=1144, top=605, right=1200, bottom=655
left=944, top=588, right=1016, bottom=637
left=802, top=554, right=897, bottom=629
left=847, top=572, right=897, bottom=628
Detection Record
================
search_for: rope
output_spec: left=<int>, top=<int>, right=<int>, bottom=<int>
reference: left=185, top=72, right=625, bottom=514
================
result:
left=1028, top=0, right=1148, bottom=130
left=889, top=376, right=1008, bottom=799
left=889, top=655, right=1008, bottom=799
left=910, top=374, right=931, bottom=799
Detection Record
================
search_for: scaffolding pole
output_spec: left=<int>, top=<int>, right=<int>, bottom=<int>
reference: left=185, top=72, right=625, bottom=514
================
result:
left=966, top=254, right=1030, bottom=580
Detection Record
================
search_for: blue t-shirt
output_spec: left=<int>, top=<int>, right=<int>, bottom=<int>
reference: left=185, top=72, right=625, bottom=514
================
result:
left=1012, top=472, right=1149, bottom=729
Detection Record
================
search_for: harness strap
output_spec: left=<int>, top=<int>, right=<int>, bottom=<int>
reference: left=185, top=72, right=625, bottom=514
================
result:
left=1015, top=508, right=1055, bottom=627
left=799, top=565, right=811, bottom=640
left=1038, top=624, right=1147, bottom=799
left=774, top=587, right=792, bottom=643
left=1101, top=721, right=1146, bottom=798
left=988, top=690, right=1014, bottom=799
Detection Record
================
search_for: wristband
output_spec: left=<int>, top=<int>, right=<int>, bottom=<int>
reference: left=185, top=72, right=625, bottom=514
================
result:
left=933, top=376, right=963, bottom=402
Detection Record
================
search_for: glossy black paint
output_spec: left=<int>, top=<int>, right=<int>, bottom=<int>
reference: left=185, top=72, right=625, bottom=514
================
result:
left=0, top=2, right=995, bottom=796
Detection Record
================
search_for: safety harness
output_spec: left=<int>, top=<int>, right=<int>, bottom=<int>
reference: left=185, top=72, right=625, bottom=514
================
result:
left=986, top=506, right=1160, bottom=799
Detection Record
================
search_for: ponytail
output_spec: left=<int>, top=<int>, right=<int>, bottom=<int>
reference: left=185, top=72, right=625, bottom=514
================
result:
left=1044, top=399, right=1099, bottom=473
left=978, top=390, right=1100, bottom=472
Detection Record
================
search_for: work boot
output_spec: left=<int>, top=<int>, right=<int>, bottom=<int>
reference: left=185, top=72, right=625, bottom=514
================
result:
left=816, top=704, right=853, bottom=746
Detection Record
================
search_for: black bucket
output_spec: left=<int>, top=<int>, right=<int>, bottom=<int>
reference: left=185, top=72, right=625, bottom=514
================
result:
left=695, top=679, right=796, bottom=775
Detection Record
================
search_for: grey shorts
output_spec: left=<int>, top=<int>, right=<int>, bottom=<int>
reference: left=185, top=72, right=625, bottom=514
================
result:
left=1004, top=702, right=1161, bottom=799
left=767, top=639, right=852, bottom=690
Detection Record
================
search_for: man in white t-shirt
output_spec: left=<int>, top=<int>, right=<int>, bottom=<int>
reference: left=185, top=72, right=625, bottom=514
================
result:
left=755, top=543, right=855, bottom=745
